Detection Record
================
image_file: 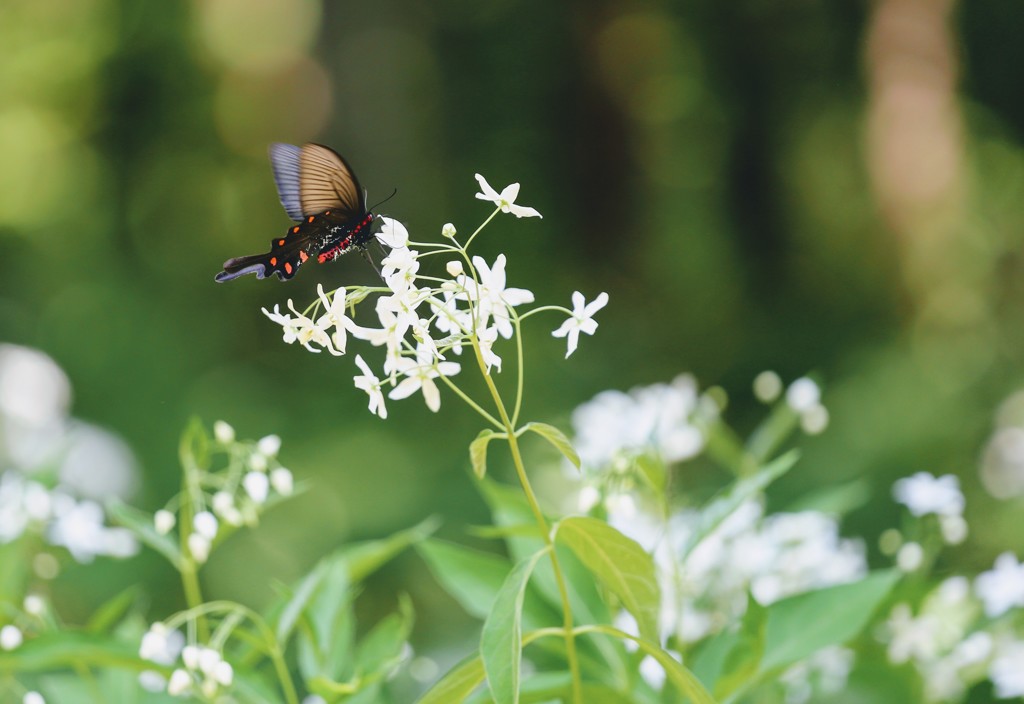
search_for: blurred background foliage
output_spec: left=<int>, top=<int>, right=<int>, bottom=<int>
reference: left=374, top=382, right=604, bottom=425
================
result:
left=3, top=0, right=1024, bottom=672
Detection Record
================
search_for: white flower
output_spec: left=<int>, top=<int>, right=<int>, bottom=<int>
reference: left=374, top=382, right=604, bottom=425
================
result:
left=262, top=300, right=339, bottom=355
left=892, top=472, right=965, bottom=517
left=388, top=347, right=461, bottom=412
left=375, top=216, right=408, bottom=248
left=886, top=603, right=942, bottom=664
left=896, top=542, right=924, bottom=572
left=577, top=485, right=600, bottom=512
left=446, top=260, right=463, bottom=277
left=940, top=514, right=968, bottom=545
left=193, top=512, right=218, bottom=540
left=182, top=644, right=201, bottom=670
left=1, top=625, right=22, bottom=650
left=154, top=509, right=176, bottom=535
left=315, top=284, right=356, bottom=355
left=975, top=552, right=1024, bottom=617
left=441, top=222, right=457, bottom=239
left=140, top=623, right=184, bottom=664
left=638, top=654, right=666, bottom=690
left=463, top=255, right=535, bottom=339
left=197, top=647, right=222, bottom=675
left=167, top=668, right=191, bottom=696
left=381, top=248, right=419, bottom=289
left=552, top=291, right=609, bottom=358
left=785, top=378, right=820, bottom=413
left=188, top=533, right=210, bottom=563
left=474, top=174, right=542, bottom=218
left=353, top=355, right=387, bottom=419
left=800, top=404, right=829, bottom=435
left=23, top=595, right=44, bottom=617
left=257, top=434, right=281, bottom=457
left=477, top=326, right=502, bottom=374
left=213, top=421, right=235, bottom=444
left=991, top=640, right=1024, bottom=698
left=270, top=468, right=294, bottom=495
left=248, top=451, right=268, bottom=472
left=23, top=692, right=45, bottom=704
left=212, top=492, right=241, bottom=526
left=213, top=660, right=234, bottom=686
left=753, top=371, right=782, bottom=403
left=243, top=472, right=269, bottom=504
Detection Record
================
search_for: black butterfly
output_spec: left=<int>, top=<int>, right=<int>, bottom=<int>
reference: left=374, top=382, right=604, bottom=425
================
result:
left=215, top=143, right=381, bottom=282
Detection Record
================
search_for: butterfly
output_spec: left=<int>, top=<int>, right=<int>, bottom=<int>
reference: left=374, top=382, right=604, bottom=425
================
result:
left=215, top=143, right=382, bottom=282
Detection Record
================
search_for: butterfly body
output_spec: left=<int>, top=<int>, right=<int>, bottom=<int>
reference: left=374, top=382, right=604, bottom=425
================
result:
left=216, top=143, right=379, bottom=282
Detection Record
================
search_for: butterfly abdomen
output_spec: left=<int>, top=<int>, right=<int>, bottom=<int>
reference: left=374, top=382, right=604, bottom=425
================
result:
left=316, top=212, right=376, bottom=263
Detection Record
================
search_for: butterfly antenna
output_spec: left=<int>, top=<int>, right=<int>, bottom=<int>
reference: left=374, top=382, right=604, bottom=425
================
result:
left=368, top=188, right=398, bottom=212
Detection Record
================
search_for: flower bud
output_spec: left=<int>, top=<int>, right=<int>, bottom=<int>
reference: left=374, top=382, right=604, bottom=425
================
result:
left=213, top=421, right=234, bottom=444
left=441, top=223, right=457, bottom=239
left=446, top=260, right=464, bottom=277
left=154, top=509, right=176, bottom=535
left=270, top=468, right=294, bottom=496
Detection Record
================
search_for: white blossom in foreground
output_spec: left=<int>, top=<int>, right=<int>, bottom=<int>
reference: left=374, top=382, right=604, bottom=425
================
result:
left=991, top=640, right=1024, bottom=699
left=353, top=355, right=387, bottom=419
left=893, top=472, right=965, bottom=517
left=474, top=174, right=542, bottom=218
left=975, top=552, right=1024, bottom=618
left=552, top=291, right=609, bottom=358
left=375, top=216, right=409, bottom=248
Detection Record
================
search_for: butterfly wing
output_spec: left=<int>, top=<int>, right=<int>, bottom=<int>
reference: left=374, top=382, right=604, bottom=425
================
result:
left=298, top=143, right=366, bottom=219
left=215, top=232, right=312, bottom=282
left=268, top=143, right=305, bottom=222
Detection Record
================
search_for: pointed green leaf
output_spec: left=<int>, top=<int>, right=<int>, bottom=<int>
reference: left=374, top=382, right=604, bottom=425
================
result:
left=481, top=548, right=549, bottom=704
left=355, top=594, right=414, bottom=676
left=471, top=430, right=500, bottom=479
left=680, top=450, right=800, bottom=560
left=554, top=517, right=660, bottom=643
left=417, top=540, right=514, bottom=620
left=87, top=587, right=139, bottom=634
left=760, top=569, right=900, bottom=672
left=417, top=655, right=486, bottom=704
left=522, top=422, right=580, bottom=471
left=106, top=501, right=181, bottom=569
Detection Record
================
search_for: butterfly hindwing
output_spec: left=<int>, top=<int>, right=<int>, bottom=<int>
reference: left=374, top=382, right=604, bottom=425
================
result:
left=215, top=230, right=312, bottom=282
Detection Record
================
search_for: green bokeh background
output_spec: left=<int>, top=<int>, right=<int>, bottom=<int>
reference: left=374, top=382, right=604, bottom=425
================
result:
left=3, top=0, right=1023, bottom=665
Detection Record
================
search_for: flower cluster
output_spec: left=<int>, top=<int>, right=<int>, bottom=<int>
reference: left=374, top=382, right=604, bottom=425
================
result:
left=261, top=175, right=608, bottom=419
left=0, top=345, right=139, bottom=569
left=139, top=623, right=234, bottom=699
left=754, top=372, right=830, bottom=435
left=152, top=421, right=294, bottom=564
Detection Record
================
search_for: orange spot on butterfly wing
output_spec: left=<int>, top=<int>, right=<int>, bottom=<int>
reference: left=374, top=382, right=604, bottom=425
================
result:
left=299, top=251, right=309, bottom=262
left=307, top=216, right=315, bottom=223
left=292, top=227, right=299, bottom=234
left=284, top=262, right=293, bottom=274
left=270, top=257, right=278, bottom=266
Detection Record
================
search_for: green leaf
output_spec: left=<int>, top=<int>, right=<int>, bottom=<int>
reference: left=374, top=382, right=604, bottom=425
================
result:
left=633, top=454, right=667, bottom=493
left=87, top=586, right=139, bottom=634
left=417, top=655, right=486, bottom=704
left=746, top=403, right=800, bottom=464
left=106, top=501, right=181, bottom=569
left=712, top=594, right=766, bottom=699
left=0, top=632, right=150, bottom=672
left=680, top=450, right=800, bottom=560
left=471, top=430, right=501, bottom=479
left=417, top=540, right=514, bottom=620
left=481, top=548, right=549, bottom=704
left=554, top=517, right=660, bottom=643
left=355, top=594, right=414, bottom=676
left=760, top=569, right=899, bottom=672
left=583, top=628, right=718, bottom=704
left=784, top=478, right=872, bottom=516
left=522, top=422, right=580, bottom=471
left=339, top=514, right=441, bottom=583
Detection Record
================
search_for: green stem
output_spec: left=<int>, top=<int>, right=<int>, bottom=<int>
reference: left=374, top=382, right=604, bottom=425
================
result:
left=178, top=443, right=209, bottom=642
left=464, top=207, right=502, bottom=251
left=472, top=343, right=584, bottom=704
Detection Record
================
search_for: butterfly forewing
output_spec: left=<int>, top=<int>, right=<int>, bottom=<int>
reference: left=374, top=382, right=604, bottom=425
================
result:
left=299, top=144, right=365, bottom=219
left=268, top=143, right=305, bottom=222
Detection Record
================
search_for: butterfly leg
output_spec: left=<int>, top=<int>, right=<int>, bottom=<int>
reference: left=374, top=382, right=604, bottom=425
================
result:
left=362, top=249, right=384, bottom=283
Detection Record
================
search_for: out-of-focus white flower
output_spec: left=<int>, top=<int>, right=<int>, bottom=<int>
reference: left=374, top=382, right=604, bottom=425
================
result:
left=48, top=499, right=139, bottom=562
left=0, top=625, right=22, bottom=650
left=197, top=647, right=222, bottom=675
left=353, top=355, right=387, bottom=419
left=991, top=640, right=1024, bottom=699
left=182, top=645, right=201, bottom=670
left=753, top=371, right=783, bottom=403
left=800, top=404, right=829, bottom=435
left=213, top=421, right=235, bottom=444
left=211, top=493, right=241, bottom=526
left=213, top=660, right=234, bottom=686
left=474, top=174, right=542, bottom=218
left=785, top=378, right=820, bottom=413
left=154, top=509, right=176, bottom=535
left=940, top=514, right=968, bottom=545
left=188, top=533, right=210, bottom=564
left=243, top=472, right=270, bottom=504
left=892, top=472, right=965, bottom=517
left=303, top=696, right=328, bottom=704
left=975, top=552, right=1024, bottom=618
left=270, top=468, right=294, bottom=495
left=638, top=654, right=666, bottom=690
left=248, top=452, right=268, bottom=472
left=23, top=595, right=44, bottom=617
left=779, top=646, right=854, bottom=704
left=23, top=692, right=45, bottom=704
left=140, top=623, right=184, bottom=665
left=0, top=345, right=71, bottom=428
left=58, top=421, right=139, bottom=501
left=167, top=668, right=191, bottom=696
left=886, top=603, right=943, bottom=664
left=257, top=434, right=281, bottom=457
left=375, top=217, right=409, bottom=248
left=577, top=485, right=601, bottom=512
left=193, top=512, right=218, bottom=540
left=896, top=542, right=924, bottom=572
left=552, top=291, right=608, bottom=358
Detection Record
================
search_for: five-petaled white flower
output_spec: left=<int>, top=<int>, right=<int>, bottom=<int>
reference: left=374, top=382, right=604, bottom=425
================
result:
left=316, top=284, right=355, bottom=355
left=353, top=355, right=387, bottom=419
left=388, top=346, right=461, bottom=412
left=474, top=174, right=542, bottom=218
left=552, top=291, right=609, bottom=358
left=461, top=255, right=535, bottom=339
